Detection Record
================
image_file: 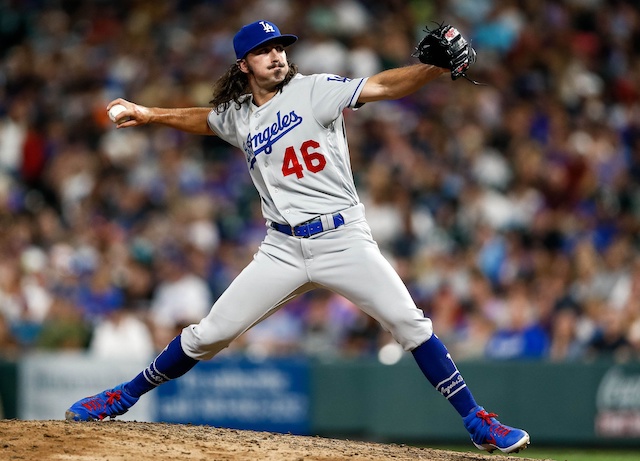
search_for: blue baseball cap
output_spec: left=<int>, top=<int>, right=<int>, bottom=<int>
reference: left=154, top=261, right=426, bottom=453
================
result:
left=233, top=20, right=297, bottom=60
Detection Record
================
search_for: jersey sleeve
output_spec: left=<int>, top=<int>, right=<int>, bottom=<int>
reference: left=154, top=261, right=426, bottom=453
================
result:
left=309, top=74, right=368, bottom=127
left=207, top=106, right=241, bottom=148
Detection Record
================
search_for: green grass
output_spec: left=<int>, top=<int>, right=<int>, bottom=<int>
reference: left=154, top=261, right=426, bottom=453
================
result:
left=432, top=446, right=640, bottom=461
left=520, top=448, right=640, bottom=461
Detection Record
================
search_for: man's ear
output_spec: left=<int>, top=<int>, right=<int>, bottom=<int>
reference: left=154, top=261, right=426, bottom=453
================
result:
left=237, top=59, right=249, bottom=74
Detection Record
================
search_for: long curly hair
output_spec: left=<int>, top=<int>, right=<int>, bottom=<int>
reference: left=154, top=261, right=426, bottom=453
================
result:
left=209, top=61, right=298, bottom=113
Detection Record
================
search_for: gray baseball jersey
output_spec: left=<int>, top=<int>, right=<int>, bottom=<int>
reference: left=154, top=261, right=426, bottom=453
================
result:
left=181, top=72, right=433, bottom=360
left=207, top=73, right=364, bottom=226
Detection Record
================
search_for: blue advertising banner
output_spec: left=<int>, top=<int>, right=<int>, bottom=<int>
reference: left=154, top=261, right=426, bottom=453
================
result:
left=156, top=356, right=310, bottom=434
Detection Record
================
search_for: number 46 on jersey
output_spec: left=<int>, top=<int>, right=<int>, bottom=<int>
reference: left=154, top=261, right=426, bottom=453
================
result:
left=281, top=140, right=327, bottom=179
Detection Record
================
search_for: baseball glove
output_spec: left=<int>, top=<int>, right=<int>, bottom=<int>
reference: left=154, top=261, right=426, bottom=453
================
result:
left=413, top=23, right=477, bottom=81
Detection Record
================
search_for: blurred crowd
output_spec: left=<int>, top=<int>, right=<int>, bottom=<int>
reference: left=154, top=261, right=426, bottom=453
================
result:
left=2, top=0, right=640, bottom=364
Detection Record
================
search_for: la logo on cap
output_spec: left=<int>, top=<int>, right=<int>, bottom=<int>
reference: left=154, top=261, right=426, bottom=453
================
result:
left=260, top=21, right=275, bottom=33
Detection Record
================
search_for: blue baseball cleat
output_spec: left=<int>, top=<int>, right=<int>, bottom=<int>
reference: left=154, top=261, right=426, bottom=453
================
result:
left=463, top=406, right=530, bottom=454
left=65, top=383, right=138, bottom=421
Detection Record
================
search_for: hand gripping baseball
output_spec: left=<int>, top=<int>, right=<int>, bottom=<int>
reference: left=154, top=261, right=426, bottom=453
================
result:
left=106, top=99, right=150, bottom=127
left=413, top=23, right=478, bottom=83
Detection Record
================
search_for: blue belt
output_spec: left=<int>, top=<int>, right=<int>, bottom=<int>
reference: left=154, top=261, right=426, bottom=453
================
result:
left=271, top=213, right=345, bottom=238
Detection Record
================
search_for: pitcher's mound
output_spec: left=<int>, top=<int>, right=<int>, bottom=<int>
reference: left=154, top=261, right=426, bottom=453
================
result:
left=0, top=420, right=546, bottom=461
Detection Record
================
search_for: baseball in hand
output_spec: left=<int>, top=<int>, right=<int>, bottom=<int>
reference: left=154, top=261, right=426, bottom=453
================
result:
left=108, top=104, right=130, bottom=123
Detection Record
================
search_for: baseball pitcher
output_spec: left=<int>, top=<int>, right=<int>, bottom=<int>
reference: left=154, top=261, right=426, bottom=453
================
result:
left=66, top=19, right=529, bottom=454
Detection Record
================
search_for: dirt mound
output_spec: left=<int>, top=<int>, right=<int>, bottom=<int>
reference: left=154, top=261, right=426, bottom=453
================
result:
left=0, top=420, right=545, bottom=461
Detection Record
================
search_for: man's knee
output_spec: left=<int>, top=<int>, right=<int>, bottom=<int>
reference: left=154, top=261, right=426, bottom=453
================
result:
left=180, top=322, right=238, bottom=360
left=390, top=316, right=434, bottom=351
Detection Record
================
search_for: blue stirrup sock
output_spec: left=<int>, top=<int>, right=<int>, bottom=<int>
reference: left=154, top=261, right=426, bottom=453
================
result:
left=412, top=334, right=478, bottom=417
left=124, top=334, right=199, bottom=398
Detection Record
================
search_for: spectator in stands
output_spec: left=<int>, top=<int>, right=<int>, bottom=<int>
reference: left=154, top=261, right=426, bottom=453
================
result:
left=89, top=306, right=155, bottom=359
left=485, top=279, right=550, bottom=360
left=1, top=0, right=640, bottom=363
left=149, top=243, right=212, bottom=349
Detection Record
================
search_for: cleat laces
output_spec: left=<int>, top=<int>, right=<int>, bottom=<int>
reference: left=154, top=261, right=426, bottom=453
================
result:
left=477, top=410, right=511, bottom=436
left=105, top=390, right=122, bottom=406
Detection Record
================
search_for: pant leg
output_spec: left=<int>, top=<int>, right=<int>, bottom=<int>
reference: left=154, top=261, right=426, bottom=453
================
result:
left=181, top=230, right=312, bottom=360
left=305, top=221, right=433, bottom=350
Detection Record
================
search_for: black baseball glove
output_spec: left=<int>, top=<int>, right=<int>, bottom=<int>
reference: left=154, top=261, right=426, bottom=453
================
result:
left=413, top=23, right=477, bottom=81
